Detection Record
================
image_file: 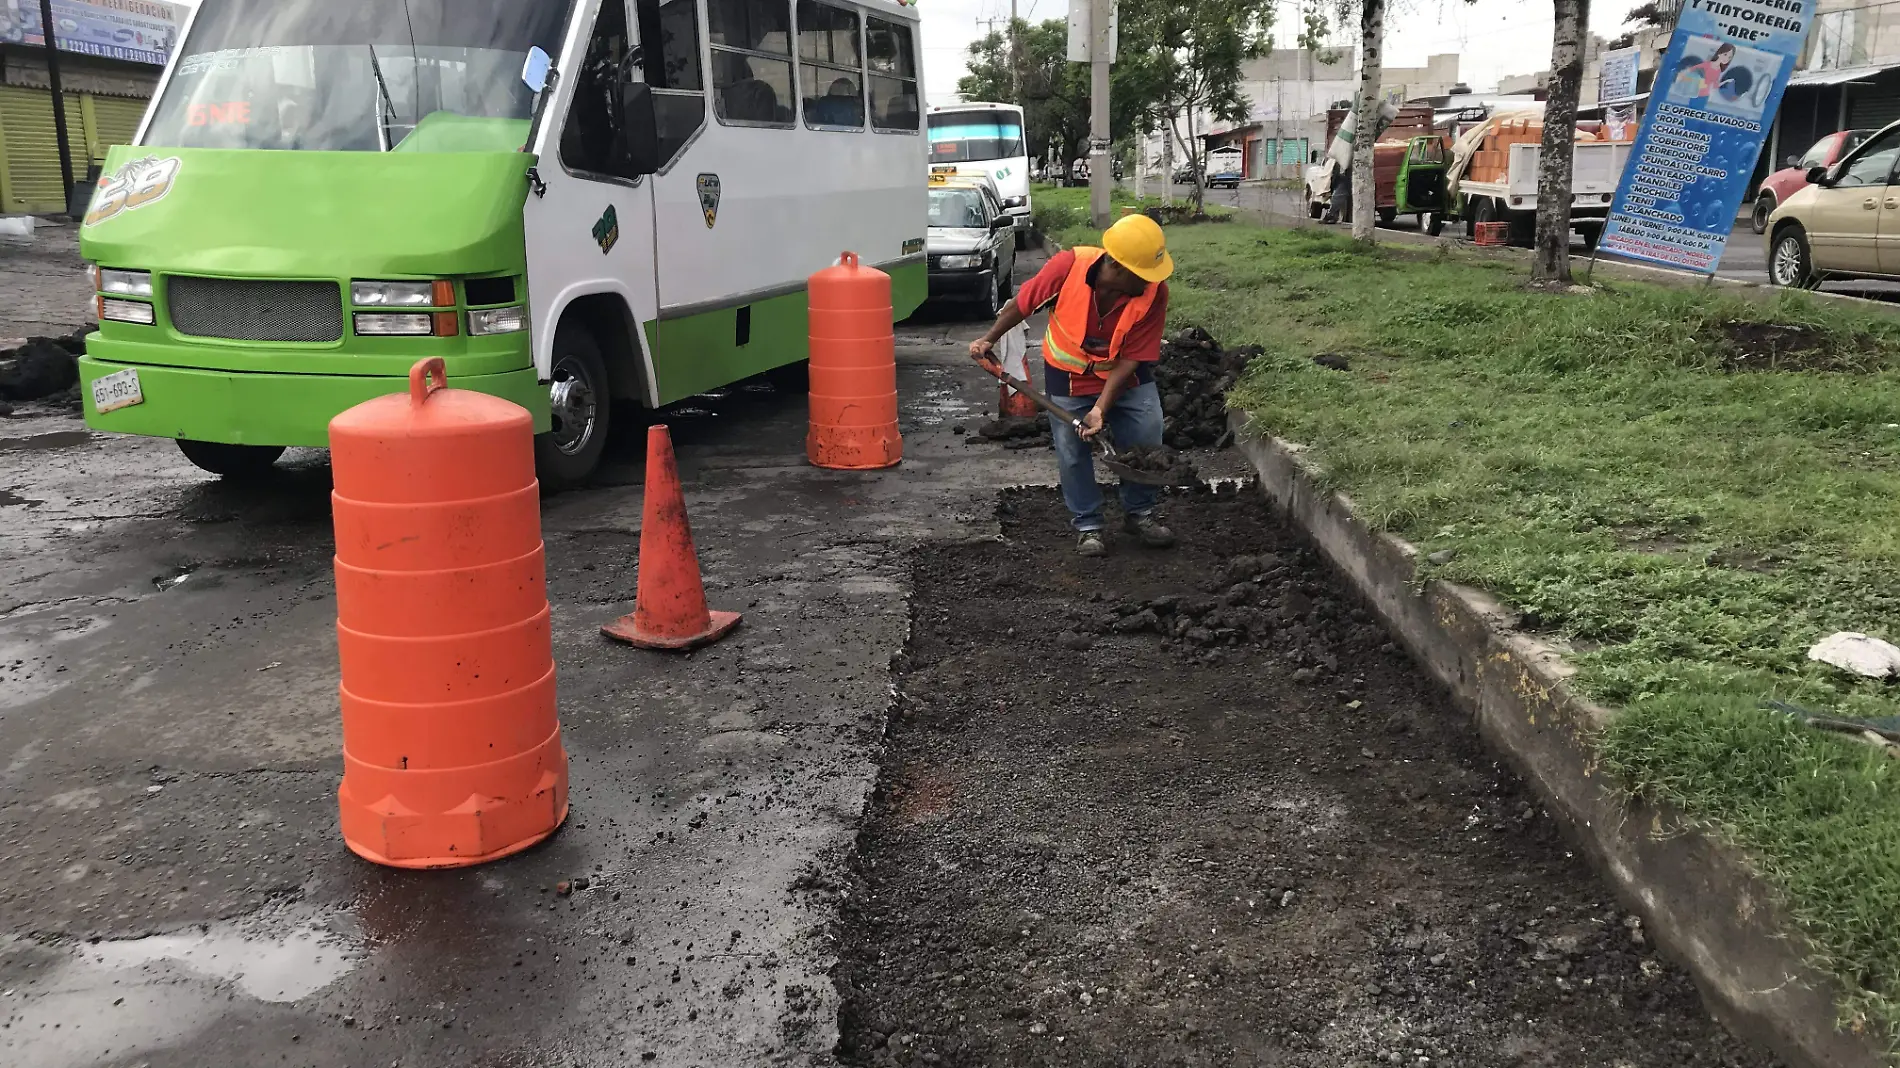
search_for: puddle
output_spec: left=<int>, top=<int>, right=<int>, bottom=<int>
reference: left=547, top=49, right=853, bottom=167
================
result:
left=1, top=904, right=361, bottom=1068
left=0, top=432, right=94, bottom=454
left=151, top=564, right=196, bottom=593
left=670, top=406, right=718, bottom=418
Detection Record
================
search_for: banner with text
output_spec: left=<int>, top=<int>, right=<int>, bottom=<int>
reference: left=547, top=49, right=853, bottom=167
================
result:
left=1598, top=0, right=1815, bottom=272
left=1, top=0, right=185, bottom=67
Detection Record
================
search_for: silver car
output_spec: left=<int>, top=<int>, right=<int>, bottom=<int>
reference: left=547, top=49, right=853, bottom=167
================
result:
left=926, top=180, right=1018, bottom=318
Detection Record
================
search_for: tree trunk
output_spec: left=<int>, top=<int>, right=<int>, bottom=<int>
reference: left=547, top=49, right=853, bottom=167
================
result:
left=1349, top=0, right=1386, bottom=243
left=1532, top=0, right=1590, bottom=283
left=1187, top=107, right=1206, bottom=213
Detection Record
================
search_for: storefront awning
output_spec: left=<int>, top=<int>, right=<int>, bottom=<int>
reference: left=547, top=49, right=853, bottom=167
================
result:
left=1789, top=63, right=1900, bottom=86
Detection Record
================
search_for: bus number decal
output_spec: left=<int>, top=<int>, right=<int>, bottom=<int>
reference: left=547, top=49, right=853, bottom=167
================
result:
left=84, top=156, right=184, bottom=228
left=592, top=205, right=620, bottom=254
left=697, top=174, right=721, bottom=229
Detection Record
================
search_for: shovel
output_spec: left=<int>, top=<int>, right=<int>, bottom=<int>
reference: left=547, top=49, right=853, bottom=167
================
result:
left=973, top=358, right=1188, bottom=487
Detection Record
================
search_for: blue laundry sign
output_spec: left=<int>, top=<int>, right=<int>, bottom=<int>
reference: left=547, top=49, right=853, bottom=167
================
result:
left=1599, top=0, right=1815, bottom=272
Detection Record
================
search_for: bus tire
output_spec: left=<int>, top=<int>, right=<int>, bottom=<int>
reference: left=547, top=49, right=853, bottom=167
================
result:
left=177, top=440, right=284, bottom=479
left=1015, top=229, right=1030, bottom=251
left=1377, top=206, right=1397, bottom=226
left=534, top=321, right=611, bottom=489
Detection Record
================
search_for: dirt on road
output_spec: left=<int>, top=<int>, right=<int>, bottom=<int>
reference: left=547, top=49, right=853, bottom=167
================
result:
left=832, top=486, right=1780, bottom=1068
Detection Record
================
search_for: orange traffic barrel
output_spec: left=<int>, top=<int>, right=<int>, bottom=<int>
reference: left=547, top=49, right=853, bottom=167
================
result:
left=327, top=357, right=568, bottom=869
left=808, top=251, right=901, bottom=469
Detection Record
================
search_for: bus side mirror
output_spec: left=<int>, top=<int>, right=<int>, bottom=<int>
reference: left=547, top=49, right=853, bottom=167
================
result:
left=617, top=82, right=663, bottom=176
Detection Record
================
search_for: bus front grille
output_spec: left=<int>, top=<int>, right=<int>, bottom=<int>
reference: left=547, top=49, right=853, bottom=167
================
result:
left=167, top=277, right=345, bottom=343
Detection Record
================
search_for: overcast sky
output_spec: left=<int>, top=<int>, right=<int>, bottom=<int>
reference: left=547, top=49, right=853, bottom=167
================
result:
left=918, top=0, right=1653, bottom=104
left=169, top=0, right=1651, bottom=101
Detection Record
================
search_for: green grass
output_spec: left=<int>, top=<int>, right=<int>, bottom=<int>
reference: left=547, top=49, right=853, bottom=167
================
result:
left=1030, top=183, right=1234, bottom=234
left=1046, top=215, right=1900, bottom=1047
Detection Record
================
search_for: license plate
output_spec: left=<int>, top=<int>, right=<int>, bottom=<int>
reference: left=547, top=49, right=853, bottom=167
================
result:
left=91, top=368, right=144, bottom=413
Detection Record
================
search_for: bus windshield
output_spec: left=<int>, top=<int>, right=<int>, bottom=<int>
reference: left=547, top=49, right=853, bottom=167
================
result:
left=143, top=0, right=572, bottom=153
left=928, top=111, right=1024, bottom=164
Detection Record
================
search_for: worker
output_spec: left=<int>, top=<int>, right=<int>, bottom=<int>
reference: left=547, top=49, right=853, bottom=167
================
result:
left=969, top=213, right=1175, bottom=557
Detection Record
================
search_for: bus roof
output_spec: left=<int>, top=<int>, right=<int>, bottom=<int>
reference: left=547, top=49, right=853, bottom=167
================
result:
left=858, top=0, right=922, bottom=19
left=930, top=102, right=1025, bottom=114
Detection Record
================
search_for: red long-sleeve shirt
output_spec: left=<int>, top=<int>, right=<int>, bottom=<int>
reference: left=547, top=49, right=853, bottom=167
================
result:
left=1014, top=249, right=1170, bottom=398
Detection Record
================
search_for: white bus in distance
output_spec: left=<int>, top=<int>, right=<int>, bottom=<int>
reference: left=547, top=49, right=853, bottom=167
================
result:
left=926, top=101, right=1031, bottom=247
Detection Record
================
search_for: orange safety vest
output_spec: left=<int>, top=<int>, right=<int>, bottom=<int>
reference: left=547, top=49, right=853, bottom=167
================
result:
left=1041, top=247, right=1160, bottom=381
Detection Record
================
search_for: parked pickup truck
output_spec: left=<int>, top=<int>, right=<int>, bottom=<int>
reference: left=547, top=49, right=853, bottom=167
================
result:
left=1446, top=113, right=1632, bottom=248
left=1206, top=147, right=1245, bottom=189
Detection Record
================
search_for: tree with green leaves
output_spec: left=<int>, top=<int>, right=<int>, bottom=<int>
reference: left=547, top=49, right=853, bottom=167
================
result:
left=1115, top=0, right=1276, bottom=212
left=957, top=20, right=1090, bottom=173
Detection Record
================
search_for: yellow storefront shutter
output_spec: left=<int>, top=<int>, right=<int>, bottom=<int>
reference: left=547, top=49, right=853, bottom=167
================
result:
left=86, top=95, right=149, bottom=164
left=0, top=86, right=87, bottom=215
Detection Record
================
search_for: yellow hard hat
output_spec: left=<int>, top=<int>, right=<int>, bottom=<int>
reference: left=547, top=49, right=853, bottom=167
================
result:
left=1102, top=213, right=1174, bottom=283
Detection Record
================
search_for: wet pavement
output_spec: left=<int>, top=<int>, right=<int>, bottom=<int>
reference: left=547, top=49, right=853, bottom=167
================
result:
left=0, top=252, right=1060, bottom=1066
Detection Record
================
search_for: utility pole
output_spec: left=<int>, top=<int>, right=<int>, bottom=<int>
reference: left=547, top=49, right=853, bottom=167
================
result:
left=1087, top=0, right=1112, bottom=226
left=1010, top=0, right=1021, bottom=99
left=36, top=0, right=76, bottom=217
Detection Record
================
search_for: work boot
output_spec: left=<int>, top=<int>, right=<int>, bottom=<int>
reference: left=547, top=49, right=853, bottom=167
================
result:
left=1076, top=530, right=1108, bottom=557
left=1123, top=511, right=1175, bottom=548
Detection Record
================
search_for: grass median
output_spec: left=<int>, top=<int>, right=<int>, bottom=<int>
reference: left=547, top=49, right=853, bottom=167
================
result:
left=1044, top=212, right=1900, bottom=1047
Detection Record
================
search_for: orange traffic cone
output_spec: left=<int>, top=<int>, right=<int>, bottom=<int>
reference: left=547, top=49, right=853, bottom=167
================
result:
left=601, top=425, right=741, bottom=650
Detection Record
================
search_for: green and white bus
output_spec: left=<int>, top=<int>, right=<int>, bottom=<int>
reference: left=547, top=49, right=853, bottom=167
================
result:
left=77, top=0, right=926, bottom=484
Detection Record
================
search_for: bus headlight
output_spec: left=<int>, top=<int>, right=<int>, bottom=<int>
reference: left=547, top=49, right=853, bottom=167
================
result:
left=351, top=280, right=446, bottom=307
left=99, top=297, right=155, bottom=324
left=937, top=254, right=981, bottom=270
left=97, top=269, right=153, bottom=297
left=354, top=312, right=434, bottom=336
left=468, top=305, right=527, bottom=336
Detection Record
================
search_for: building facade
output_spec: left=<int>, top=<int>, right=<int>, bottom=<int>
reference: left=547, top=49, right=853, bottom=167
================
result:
left=1150, top=49, right=1463, bottom=181
left=0, top=0, right=184, bottom=215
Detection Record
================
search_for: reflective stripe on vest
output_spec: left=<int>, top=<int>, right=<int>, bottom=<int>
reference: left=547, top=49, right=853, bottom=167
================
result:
left=1041, top=247, right=1160, bottom=379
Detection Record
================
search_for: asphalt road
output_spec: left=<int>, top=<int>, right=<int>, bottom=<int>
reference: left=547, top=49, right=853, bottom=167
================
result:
left=0, top=254, right=1057, bottom=1067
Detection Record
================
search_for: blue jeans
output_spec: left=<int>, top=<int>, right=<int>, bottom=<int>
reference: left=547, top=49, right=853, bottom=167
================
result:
left=1047, top=380, right=1164, bottom=531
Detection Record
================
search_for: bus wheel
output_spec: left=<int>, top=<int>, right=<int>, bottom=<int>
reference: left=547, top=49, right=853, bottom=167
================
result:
left=534, top=322, right=611, bottom=489
left=177, top=440, right=285, bottom=478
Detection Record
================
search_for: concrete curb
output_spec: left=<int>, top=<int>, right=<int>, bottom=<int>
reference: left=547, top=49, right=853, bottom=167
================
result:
left=1228, top=411, right=1888, bottom=1068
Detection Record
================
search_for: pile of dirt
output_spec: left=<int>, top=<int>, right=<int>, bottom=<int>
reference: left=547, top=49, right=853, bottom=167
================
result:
left=0, top=331, right=87, bottom=414
left=1156, top=326, right=1258, bottom=448
left=832, top=486, right=1782, bottom=1068
left=1719, top=320, right=1869, bottom=373
left=1107, top=442, right=1197, bottom=485
left=965, top=415, right=1050, bottom=450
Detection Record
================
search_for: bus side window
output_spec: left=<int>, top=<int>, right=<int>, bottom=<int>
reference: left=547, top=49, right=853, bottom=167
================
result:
left=865, top=16, right=918, bottom=131
left=797, top=0, right=863, bottom=129
left=708, top=0, right=796, bottom=127
left=561, top=0, right=639, bottom=179
left=634, top=0, right=708, bottom=166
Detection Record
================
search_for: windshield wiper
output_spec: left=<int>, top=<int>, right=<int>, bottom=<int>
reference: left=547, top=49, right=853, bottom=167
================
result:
left=367, top=44, right=395, bottom=152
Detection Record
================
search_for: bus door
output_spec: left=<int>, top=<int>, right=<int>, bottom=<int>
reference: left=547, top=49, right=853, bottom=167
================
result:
left=524, top=0, right=661, bottom=396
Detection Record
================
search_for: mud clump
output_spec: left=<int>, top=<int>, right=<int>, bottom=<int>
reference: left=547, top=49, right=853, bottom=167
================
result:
left=0, top=331, right=87, bottom=406
left=1156, top=326, right=1258, bottom=448
left=967, top=415, right=1050, bottom=450
left=1719, top=320, right=1874, bottom=373
left=1108, top=442, right=1197, bottom=484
